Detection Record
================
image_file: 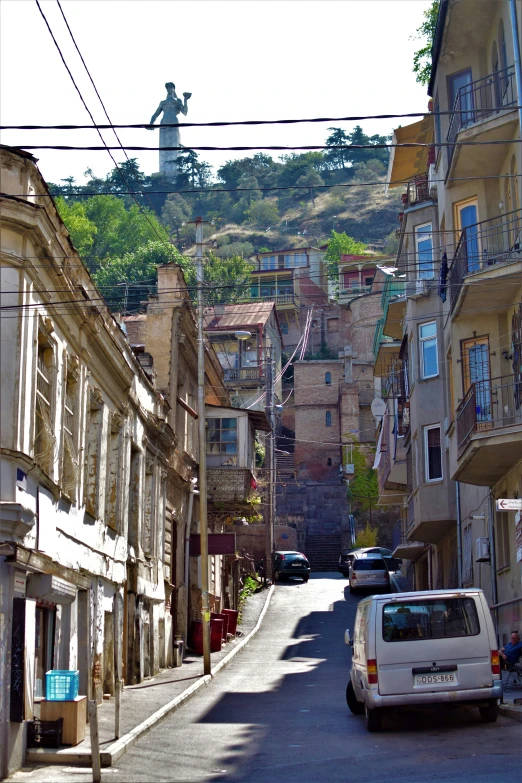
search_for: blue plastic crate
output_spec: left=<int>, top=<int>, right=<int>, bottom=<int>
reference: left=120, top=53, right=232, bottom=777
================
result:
left=45, top=670, right=79, bottom=701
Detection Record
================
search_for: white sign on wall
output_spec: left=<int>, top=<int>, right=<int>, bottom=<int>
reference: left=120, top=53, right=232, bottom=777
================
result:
left=495, top=498, right=522, bottom=511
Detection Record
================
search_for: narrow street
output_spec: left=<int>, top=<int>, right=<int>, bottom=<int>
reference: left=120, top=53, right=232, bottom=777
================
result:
left=16, top=574, right=521, bottom=783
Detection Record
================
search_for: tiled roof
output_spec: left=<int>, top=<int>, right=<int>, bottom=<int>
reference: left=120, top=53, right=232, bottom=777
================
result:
left=204, top=302, right=275, bottom=331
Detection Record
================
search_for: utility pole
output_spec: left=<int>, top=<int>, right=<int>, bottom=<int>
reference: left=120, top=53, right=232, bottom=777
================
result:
left=264, top=346, right=275, bottom=583
left=195, top=216, right=211, bottom=675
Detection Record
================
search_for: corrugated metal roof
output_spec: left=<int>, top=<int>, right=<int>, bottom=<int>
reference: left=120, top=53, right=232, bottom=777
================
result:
left=204, top=302, right=275, bottom=331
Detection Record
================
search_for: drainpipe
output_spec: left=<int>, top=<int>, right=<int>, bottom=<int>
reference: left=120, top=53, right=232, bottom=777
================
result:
left=456, top=481, right=463, bottom=588
left=508, top=0, right=522, bottom=131
left=184, top=483, right=199, bottom=645
left=487, top=489, right=498, bottom=608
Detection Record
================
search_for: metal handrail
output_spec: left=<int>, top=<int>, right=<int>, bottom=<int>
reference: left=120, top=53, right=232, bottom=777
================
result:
left=447, top=65, right=517, bottom=164
left=456, top=373, right=522, bottom=454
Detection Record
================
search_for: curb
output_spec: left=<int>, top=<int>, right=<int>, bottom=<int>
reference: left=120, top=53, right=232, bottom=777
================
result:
left=499, top=703, right=522, bottom=722
left=104, top=584, right=275, bottom=766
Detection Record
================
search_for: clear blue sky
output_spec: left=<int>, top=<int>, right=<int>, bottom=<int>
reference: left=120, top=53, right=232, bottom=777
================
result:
left=1, top=0, right=432, bottom=186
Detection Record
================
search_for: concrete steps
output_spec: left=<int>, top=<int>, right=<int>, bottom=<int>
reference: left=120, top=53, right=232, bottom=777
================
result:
left=305, top=534, right=342, bottom=572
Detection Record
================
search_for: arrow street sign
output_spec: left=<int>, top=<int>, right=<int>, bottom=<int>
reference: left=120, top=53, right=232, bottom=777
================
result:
left=496, top=498, right=522, bottom=511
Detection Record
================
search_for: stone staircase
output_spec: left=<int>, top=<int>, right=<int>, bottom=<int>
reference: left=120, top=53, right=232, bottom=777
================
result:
left=275, top=452, right=296, bottom=479
left=305, top=534, right=342, bottom=572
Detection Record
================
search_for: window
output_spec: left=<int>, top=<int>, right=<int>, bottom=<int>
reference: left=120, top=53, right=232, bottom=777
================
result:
left=327, top=458, right=332, bottom=466
left=415, top=224, right=434, bottom=279
left=463, top=524, right=474, bottom=584
left=325, top=372, right=332, bottom=385
left=206, top=418, right=238, bottom=463
left=364, top=276, right=374, bottom=287
left=382, top=598, right=480, bottom=642
left=424, top=425, right=442, bottom=482
left=419, top=322, right=438, bottom=378
left=61, top=362, right=79, bottom=500
left=496, top=512, right=511, bottom=569
left=325, top=411, right=332, bottom=427
left=280, top=322, right=289, bottom=335
left=35, top=335, right=55, bottom=472
left=261, top=255, right=277, bottom=270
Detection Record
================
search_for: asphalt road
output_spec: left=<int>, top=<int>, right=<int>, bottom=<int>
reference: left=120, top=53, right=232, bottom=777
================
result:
left=13, top=574, right=522, bottom=783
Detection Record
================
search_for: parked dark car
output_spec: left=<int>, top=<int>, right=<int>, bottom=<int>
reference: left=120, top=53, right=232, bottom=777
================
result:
left=338, top=547, right=394, bottom=578
left=272, top=551, right=311, bottom=583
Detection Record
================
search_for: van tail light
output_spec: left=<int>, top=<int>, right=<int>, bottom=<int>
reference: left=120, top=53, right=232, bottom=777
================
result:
left=367, top=659, right=378, bottom=685
left=491, top=650, right=501, bottom=676
left=351, top=572, right=356, bottom=580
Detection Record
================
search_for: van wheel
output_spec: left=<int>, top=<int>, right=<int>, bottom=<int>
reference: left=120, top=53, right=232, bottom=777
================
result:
left=365, top=705, right=382, bottom=732
left=302, top=576, right=309, bottom=583
left=479, top=700, right=498, bottom=723
left=346, top=680, right=364, bottom=714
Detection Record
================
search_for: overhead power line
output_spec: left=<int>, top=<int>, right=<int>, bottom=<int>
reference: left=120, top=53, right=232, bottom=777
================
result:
left=3, top=107, right=521, bottom=130
left=13, top=138, right=522, bottom=152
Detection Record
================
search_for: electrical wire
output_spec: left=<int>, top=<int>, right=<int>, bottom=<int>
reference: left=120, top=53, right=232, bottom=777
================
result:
left=3, top=107, right=521, bottom=130
left=13, top=138, right=522, bottom=152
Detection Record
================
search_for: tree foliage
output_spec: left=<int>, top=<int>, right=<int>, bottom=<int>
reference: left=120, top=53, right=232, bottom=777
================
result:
left=324, top=230, right=368, bottom=286
left=355, top=523, right=378, bottom=548
left=411, top=0, right=440, bottom=86
left=346, top=442, right=379, bottom=515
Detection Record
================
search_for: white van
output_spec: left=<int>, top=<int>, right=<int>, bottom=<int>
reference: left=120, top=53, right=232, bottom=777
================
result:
left=345, top=588, right=502, bottom=732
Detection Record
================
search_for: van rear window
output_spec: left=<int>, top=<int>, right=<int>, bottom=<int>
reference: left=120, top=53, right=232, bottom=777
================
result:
left=382, top=598, right=480, bottom=642
left=353, top=559, right=386, bottom=571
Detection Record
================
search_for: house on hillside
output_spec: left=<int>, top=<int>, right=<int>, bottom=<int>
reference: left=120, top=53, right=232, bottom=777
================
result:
left=250, top=247, right=329, bottom=349
left=203, top=302, right=283, bottom=411
left=338, top=253, right=382, bottom=304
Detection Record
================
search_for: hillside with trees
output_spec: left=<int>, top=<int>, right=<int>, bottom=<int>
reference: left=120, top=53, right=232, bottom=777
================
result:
left=50, top=125, right=403, bottom=309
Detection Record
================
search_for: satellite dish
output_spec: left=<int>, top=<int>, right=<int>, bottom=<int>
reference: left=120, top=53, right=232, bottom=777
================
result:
left=371, top=398, right=386, bottom=418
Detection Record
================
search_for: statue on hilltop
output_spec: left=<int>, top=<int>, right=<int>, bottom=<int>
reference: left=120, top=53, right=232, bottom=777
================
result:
left=148, top=82, right=192, bottom=177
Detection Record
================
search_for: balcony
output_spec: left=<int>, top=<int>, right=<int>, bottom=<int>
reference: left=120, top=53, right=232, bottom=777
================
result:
left=446, top=65, right=518, bottom=176
left=381, top=276, right=406, bottom=341
left=373, top=317, right=402, bottom=376
left=455, top=374, right=522, bottom=485
left=401, top=176, right=436, bottom=208
left=338, top=284, right=372, bottom=303
left=223, top=367, right=263, bottom=385
left=449, top=209, right=522, bottom=315
left=207, top=467, right=257, bottom=505
left=249, top=293, right=299, bottom=309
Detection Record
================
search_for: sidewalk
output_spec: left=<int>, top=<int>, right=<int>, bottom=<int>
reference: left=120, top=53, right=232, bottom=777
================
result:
left=23, top=586, right=274, bottom=771
left=499, top=669, right=522, bottom=722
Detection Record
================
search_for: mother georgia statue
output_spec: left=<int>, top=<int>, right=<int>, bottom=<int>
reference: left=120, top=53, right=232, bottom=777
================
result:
left=148, top=82, right=191, bottom=176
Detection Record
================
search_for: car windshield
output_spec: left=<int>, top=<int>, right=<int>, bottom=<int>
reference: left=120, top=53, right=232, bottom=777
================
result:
left=353, top=559, right=386, bottom=571
left=284, top=553, right=306, bottom=561
left=382, top=598, right=480, bottom=642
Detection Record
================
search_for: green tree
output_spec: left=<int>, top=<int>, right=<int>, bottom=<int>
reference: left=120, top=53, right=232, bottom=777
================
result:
left=55, top=197, right=97, bottom=258
left=93, top=240, right=186, bottom=311
left=201, top=252, right=253, bottom=304
left=246, top=199, right=279, bottom=227
left=161, top=194, right=193, bottom=240
left=325, top=127, right=351, bottom=169
left=216, top=241, right=254, bottom=260
left=411, top=0, right=440, bottom=86
left=176, top=150, right=213, bottom=188
left=296, top=168, right=324, bottom=207
left=324, top=230, right=368, bottom=288
left=354, top=523, right=378, bottom=548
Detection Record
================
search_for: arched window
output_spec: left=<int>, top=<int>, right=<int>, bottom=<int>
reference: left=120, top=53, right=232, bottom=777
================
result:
left=327, top=458, right=332, bottom=466
left=325, top=371, right=331, bottom=385
left=498, top=19, right=507, bottom=74
left=326, top=411, right=332, bottom=427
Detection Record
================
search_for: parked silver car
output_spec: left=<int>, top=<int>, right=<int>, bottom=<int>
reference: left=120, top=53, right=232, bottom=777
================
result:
left=349, top=553, right=391, bottom=594
left=339, top=547, right=393, bottom=578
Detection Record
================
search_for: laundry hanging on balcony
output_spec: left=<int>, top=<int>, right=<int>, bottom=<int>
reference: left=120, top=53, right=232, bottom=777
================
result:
left=438, top=252, right=448, bottom=303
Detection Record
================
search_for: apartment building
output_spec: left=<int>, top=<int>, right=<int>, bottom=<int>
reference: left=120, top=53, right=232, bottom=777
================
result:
left=0, top=148, right=177, bottom=776
left=431, top=0, right=521, bottom=642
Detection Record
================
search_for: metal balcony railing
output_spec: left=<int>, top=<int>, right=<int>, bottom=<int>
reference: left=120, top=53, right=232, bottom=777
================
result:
left=449, top=209, right=522, bottom=310
left=402, top=176, right=434, bottom=207
left=223, top=367, right=263, bottom=383
left=447, top=65, right=517, bottom=165
left=250, top=293, right=298, bottom=306
left=372, top=317, right=397, bottom=362
left=381, top=276, right=406, bottom=315
left=456, top=374, right=522, bottom=454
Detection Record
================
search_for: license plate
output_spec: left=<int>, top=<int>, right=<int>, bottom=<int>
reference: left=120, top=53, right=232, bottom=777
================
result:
left=292, top=562, right=302, bottom=567
left=415, top=673, right=457, bottom=686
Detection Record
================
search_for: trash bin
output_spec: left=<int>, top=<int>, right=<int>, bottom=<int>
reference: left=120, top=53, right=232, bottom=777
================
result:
left=173, top=639, right=184, bottom=667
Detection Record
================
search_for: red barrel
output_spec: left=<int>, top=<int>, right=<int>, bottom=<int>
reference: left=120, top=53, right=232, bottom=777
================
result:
left=221, top=609, right=238, bottom=637
left=210, top=618, right=223, bottom=652
left=211, top=612, right=229, bottom=640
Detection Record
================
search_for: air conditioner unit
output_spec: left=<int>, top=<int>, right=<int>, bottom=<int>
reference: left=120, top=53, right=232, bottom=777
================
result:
left=345, top=464, right=355, bottom=474
left=405, top=279, right=429, bottom=298
left=476, top=537, right=490, bottom=563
